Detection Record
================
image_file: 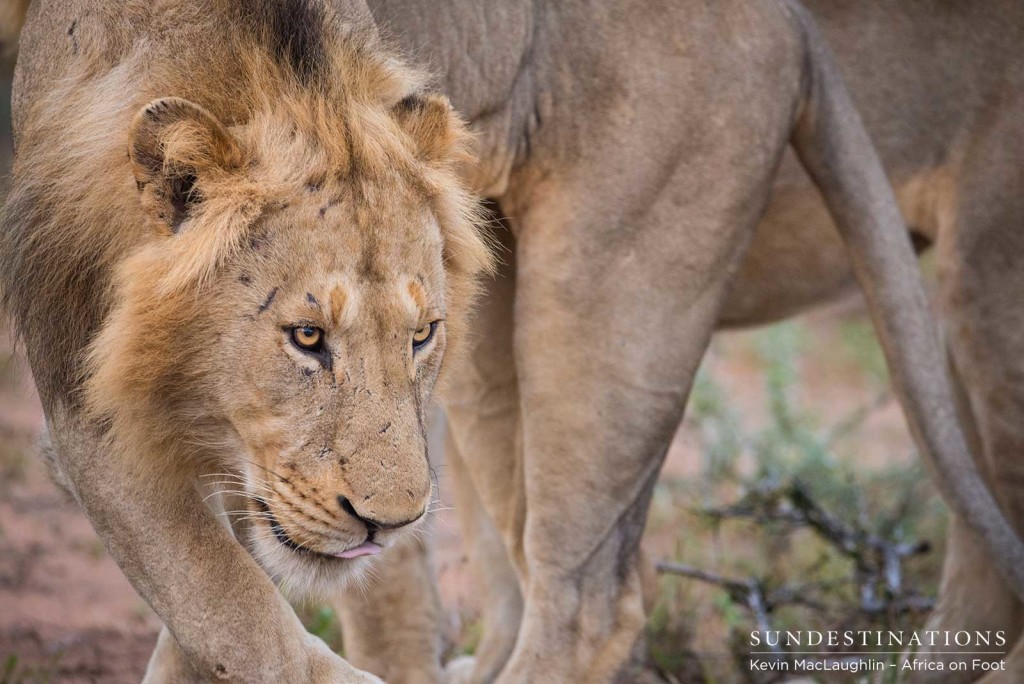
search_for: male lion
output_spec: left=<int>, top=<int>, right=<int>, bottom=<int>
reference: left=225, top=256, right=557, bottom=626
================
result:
left=1, top=0, right=490, bottom=681
left=2, top=2, right=1021, bottom=684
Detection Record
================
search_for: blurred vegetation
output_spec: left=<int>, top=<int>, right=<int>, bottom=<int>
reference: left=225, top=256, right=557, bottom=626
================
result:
left=647, top=320, right=946, bottom=683
left=0, top=654, right=59, bottom=684
left=296, top=604, right=345, bottom=655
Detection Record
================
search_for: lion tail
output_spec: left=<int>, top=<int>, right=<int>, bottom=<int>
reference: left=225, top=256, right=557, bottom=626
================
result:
left=786, top=0, right=1024, bottom=598
left=0, top=0, right=28, bottom=57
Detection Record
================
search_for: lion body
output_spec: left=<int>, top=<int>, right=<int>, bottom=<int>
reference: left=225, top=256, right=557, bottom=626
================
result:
left=4, top=1, right=1024, bottom=684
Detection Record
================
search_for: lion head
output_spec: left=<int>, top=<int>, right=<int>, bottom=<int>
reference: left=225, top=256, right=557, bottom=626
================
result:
left=82, top=62, right=491, bottom=596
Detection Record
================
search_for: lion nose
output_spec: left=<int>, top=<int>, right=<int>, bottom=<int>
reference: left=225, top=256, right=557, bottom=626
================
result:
left=337, top=495, right=423, bottom=531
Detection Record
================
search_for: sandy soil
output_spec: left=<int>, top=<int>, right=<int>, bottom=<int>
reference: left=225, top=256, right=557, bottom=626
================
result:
left=0, top=354, right=160, bottom=683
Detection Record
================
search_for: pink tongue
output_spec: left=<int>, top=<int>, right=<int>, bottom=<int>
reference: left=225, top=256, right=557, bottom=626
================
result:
left=336, top=542, right=383, bottom=559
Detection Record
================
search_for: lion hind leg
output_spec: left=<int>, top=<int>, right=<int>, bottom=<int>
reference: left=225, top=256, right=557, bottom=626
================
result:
left=497, top=138, right=788, bottom=681
left=787, top=0, right=1024, bottom=600
left=441, top=218, right=525, bottom=683
left=911, top=360, right=1024, bottom=682
left=443, top=425, right=524, bottom=684
left=918, top=103, right=1024, bottom=683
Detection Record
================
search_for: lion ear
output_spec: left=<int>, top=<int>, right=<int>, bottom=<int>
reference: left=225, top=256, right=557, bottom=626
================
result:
left=392, top=93, right=466, bottom=162
left=128, top=97, right=245, bottom=233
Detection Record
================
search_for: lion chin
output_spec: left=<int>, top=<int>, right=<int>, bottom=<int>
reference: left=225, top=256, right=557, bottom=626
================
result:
left=245, top=517, right=393, bottom=601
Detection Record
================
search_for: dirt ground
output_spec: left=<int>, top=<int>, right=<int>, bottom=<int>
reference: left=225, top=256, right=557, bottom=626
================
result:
left=0, top=292, right=922, bottom=683
left=0, top=352, right=161, bottom=683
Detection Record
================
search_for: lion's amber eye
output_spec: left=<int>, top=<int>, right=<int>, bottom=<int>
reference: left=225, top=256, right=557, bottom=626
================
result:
left=291, top=326, right=323, bottom=351
left=412, top=322, right=436, bottom=351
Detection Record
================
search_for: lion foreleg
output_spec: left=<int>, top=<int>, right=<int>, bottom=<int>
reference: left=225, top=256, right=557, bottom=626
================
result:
left=440, top=220, right=526, bottom=683
left=51, top=419, right=378, bottom=683
left=143, top=627, right=196, bottom=683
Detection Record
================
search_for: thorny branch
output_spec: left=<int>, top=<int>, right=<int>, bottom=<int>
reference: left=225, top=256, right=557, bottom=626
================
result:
left=657, top=480, right=935, bottom=652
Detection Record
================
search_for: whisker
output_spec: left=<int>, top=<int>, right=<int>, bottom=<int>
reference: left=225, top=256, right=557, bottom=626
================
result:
left=200, top=473, right=274, bottom=489
left=235, top=456, right=292, bottom=486
left=203, top=489, right=268, bottom=505
left=218, top=510, right=275, bottom=520
left=202, top=480, right=276, bottom=495
left=222, top=514, right=277, bottom=526
left=426, top=513, right=454, bottom=532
